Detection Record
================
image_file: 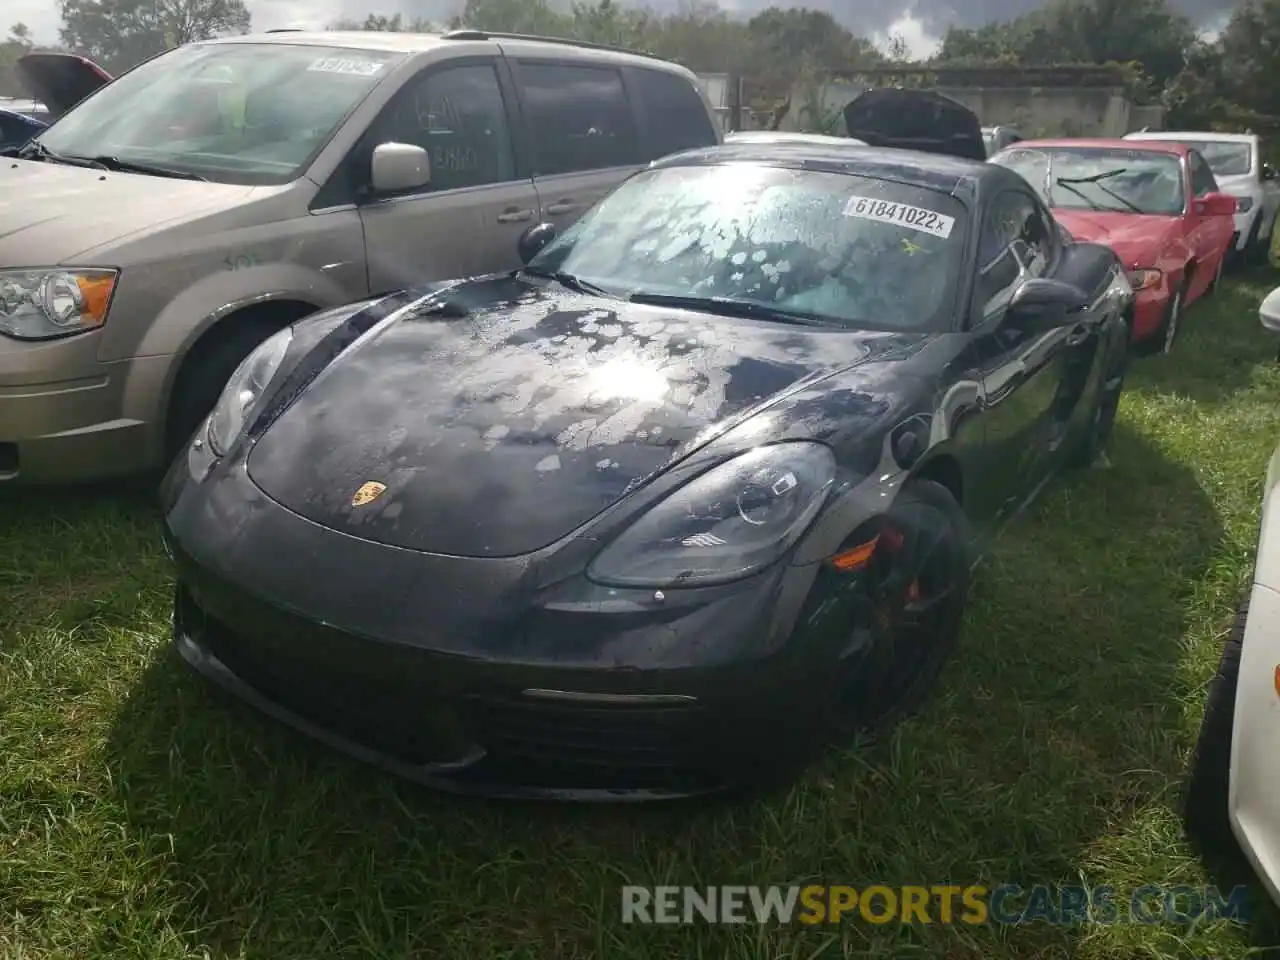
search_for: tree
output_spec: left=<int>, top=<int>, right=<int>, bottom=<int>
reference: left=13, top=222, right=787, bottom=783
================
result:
left=59, top=0, right=250, bottom=74
left=0, top=22, right=35, bottom=97
left=936, top=0, right=1193, bottom=96
left=449, top=0, right=573, bottom=37
left=746, top=6, right=882, bottom=86
left=329, top=13, right=436, bottom=32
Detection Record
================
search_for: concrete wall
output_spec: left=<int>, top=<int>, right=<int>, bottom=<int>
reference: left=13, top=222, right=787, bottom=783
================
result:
left=784, top=79, right=1163, bottom=138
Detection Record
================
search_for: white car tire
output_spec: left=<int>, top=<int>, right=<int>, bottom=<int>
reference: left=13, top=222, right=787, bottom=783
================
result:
left=1186, top=595, right=1247, bottom=850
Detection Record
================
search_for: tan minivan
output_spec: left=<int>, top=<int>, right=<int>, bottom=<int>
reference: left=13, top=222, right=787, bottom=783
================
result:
left=0, top=31, right=720, bottom=483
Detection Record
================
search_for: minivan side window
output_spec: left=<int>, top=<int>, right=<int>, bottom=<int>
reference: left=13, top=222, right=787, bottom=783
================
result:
left=375, top=63, right=517, bottom=192
left=518, top=63, right=637, bottom=175
left=632, top=68, right=717, bottom=160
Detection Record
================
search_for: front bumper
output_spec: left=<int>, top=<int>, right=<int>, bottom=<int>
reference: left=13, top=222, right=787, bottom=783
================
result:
left=0, top=331, right=169, bottom=483
left=1235, top=207, right=1260, bottom=250
left=164, top=462, right=853, bottom=800
left=1230, top=581, right=1280, bottom=904
left=1128, top=283, right=1170, bottom=345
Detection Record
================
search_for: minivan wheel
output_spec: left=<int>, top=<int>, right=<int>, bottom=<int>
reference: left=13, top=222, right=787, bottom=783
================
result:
left=1185, top=595, right=1247, bottom=852
left=163, top=317, right=286, bottom=461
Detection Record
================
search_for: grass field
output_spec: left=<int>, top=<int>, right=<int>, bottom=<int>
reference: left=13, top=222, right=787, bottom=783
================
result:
left=3, top=267, right=1280, bottom=959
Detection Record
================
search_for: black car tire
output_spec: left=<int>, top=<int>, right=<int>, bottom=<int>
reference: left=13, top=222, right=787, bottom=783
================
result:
left=823, top=478, right=972, bottom=734
left=1185, top=595, right=1247, bottom=851
left=1246, top=216, right=1270, bottom=267
left=164, top=317, right=284, bottom=461
left=1068, top=324, right=1128, bottom=469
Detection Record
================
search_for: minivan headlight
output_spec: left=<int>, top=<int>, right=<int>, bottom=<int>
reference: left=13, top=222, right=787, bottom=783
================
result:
left=206, top=327, right=293, bottom=455
left=0, top=268, right=118, bottom=339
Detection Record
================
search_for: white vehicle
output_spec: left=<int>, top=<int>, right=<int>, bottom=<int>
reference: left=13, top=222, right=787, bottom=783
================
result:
left=1187, top=284, right=1280, bottom=903
left=1125, top=131, right=1280, bottom=264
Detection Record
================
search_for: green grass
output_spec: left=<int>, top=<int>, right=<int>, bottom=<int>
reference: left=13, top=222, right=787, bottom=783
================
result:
left=3, top=269, right=1280, bottom=960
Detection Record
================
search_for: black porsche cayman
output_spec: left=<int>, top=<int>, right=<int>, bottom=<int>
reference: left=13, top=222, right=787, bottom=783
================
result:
left=161, top=118, right=1134, bottom=800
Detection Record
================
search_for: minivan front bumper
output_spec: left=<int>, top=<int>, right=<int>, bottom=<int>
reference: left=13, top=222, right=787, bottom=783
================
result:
left=0, top=332, right=167, bottom=483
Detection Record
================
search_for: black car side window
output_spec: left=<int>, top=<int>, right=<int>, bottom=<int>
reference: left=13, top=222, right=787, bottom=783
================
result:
left=1189, top=150, right=1218, bottom=196
left=372, top=63, right=518, bottom=192
left=519, top=62, right=638, bottom=175
left=976, top=190, right=1052, bottom=322
left=632, top=68, right=717, bottom=161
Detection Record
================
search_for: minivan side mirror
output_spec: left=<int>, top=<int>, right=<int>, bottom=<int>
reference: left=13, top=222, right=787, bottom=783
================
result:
left=370, top=142, right=430, bottom=194
left=1006, top=277, right=1090, bottom=330
left=518, top=222, right=557, bottom=265
left=1264, top=163, right=1277, bottom=182
left=1261, top=286, right=1280, bottom=332
left=1194, top=191, right=1237, bottom=217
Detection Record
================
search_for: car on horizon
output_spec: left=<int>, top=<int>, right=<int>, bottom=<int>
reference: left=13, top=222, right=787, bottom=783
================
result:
left=0, top=32, right=720, bottom=485
left=982, top=125, right=1024, bottom=156
left=1186, top=284, right=1280, bottom=904
left=0, top=106, right=45, bottom=152
left=991, top=138, right=1237, bottom=354
left=159, top=112, right=1135, bottom=800
left=1124, top=130, right=1279, bottom=265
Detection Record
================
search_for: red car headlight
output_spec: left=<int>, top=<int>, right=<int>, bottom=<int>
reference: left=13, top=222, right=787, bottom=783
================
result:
left=1126, top=268, right=1162, bottom=291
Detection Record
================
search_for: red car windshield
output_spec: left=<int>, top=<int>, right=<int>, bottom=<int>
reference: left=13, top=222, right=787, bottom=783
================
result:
left=993, top=147, right=1185, bottom=217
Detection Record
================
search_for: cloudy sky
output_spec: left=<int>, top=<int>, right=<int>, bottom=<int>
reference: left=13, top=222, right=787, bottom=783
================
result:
left=8, top=0, right=1238, bottom=59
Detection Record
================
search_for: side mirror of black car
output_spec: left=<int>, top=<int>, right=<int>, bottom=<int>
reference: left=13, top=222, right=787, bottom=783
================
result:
left=1006, top=277, right=1090, bottom=330
left=518, top=222, right=558, bottom=265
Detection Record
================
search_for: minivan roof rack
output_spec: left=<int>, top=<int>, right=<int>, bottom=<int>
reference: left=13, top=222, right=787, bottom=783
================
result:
left=265, top=27, right=304, bottom=32
left=442, top=28, right=657, bottom=59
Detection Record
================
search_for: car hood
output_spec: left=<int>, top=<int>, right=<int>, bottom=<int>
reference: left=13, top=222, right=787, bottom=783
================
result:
left=842, top=88, right=985, bottom=161
left=0, top=160, right=254, bottom=263
left=247, top=275, right=923, bottom=558
left=17, top=52, right=111, bottom=118
left=1052, top=209, right=1177, bottom=267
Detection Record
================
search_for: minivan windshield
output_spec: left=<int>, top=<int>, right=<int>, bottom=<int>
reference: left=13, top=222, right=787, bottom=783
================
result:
left=37, top=43, right=403, bottom=185
left=1180, top=140, right=1253, bottom=177
left=528, top=163, right=968, bottom=332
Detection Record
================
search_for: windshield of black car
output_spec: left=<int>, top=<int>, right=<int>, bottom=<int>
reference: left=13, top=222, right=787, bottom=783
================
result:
left=36, top=43, right=403, bottom=185
left=1180, top=140, right=1253, bottom=177
left=993, top=147, right=1185, bottom=216
left=527, top=164, right=968, bottom=332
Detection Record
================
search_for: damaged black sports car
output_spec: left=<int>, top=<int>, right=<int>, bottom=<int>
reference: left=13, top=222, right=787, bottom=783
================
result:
left=161, top=90, right=1134, bottom=800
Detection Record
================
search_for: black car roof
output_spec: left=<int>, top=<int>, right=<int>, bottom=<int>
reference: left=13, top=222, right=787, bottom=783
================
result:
left=653, top=142, right=1001, bottom=200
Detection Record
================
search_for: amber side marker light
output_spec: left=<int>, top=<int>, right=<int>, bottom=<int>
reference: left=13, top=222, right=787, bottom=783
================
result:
left=1273, top=664, right=1280, bottom=699
left=829, top=536, right=879, bottom=572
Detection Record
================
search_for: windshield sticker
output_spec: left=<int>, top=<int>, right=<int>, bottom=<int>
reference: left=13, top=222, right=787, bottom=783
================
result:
left=307, top=57, right=387, bottom=77
left=843, top=196, right=956, bottom=239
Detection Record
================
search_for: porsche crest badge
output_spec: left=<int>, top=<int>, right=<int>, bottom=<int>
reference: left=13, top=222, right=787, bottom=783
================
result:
left=351, top=481, right=387, bottom=507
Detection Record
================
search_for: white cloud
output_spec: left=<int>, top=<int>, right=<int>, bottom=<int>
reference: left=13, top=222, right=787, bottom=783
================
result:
left=871, top=13, right=941, bottom=60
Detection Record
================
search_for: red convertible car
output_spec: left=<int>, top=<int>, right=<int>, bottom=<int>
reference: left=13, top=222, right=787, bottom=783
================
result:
left=991, top=138, right=1237, bottom=353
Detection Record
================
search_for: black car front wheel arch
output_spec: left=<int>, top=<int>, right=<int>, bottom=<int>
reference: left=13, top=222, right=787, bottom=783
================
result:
left=799, top=478, right=972, bottom=736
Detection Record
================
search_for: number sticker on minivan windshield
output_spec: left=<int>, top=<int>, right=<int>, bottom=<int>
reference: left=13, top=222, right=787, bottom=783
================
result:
left=307, top=57, right=387, bottom=77
left=842, top=196, right=956, bottom=239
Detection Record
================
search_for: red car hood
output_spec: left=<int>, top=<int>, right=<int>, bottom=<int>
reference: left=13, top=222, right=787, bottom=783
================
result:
left=1053, top=209, right=1178, bottom=268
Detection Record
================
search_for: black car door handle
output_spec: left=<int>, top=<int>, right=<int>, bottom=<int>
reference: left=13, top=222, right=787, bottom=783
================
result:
left=545, top=200, right=578, bottom=215
left=497, top=208, right=534, bottom=223
left=1065, top=323, right=1092, bottom=347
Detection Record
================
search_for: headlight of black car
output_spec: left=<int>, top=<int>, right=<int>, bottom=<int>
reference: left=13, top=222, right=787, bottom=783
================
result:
left=206, top=326, right=294, bottom=456
left=587, top=442, right=837, bottom=588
